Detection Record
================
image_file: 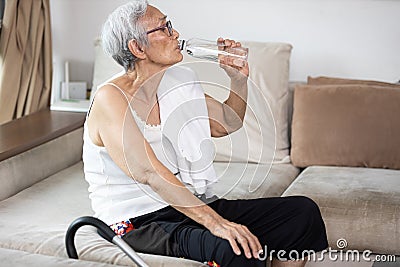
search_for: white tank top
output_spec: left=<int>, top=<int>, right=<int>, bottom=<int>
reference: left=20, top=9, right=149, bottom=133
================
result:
left=82, top=83, right=179, bottom=225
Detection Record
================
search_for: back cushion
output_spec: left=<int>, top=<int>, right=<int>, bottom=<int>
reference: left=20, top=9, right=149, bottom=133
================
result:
left=90, top=38, right=124, bottom=101
left=308, top=76, right=400, bottom=88
left=291, top=84, right=400, bottom=170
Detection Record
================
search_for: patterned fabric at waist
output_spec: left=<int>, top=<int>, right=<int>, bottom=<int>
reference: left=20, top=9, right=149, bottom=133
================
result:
left=109, top=219, right=135, bottom=237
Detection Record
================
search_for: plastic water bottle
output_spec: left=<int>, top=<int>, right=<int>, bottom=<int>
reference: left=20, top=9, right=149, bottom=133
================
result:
left=179, top=38, right=248, bottom=67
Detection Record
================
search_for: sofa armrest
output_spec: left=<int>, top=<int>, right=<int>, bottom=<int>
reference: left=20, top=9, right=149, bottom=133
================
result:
left=0, top=109, right=86, bottom=201
left=0, top=108, right=85, bottom=161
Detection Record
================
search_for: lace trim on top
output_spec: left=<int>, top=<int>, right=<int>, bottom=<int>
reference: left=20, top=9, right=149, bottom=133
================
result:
left=130, top=108, right=161, bottom=130
left=102, top=82, right=161, bottom=130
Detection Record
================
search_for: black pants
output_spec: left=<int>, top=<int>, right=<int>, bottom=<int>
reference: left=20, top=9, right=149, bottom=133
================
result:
left=122, top=196, right=328, bottom=266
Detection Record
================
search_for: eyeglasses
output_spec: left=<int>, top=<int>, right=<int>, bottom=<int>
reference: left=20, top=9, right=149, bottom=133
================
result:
left=146, top=20, right=173, bottom=37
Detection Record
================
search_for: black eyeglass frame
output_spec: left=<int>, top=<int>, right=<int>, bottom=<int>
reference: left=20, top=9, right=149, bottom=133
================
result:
left=146, top=20, right=173, bottom=36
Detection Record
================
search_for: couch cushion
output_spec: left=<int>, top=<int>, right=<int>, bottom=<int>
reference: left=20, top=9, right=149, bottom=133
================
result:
left=91, top=38, right=124, bottom=101
left=282, top=166, right=400, bottom=255
left=307, top=76, right=400, bottom=89
left=290, top=84, right=400, bottom=170
left=213, top=162, right=300, bottom=199
left=0, top=162, right=93, bottom=227
left=0, top=247, right=127, bottom=267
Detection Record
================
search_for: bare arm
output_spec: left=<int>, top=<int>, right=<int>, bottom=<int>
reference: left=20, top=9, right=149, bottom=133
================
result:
left=206, top=78, right=248, bottom=137
left=206, top=38, right=249, bottom=137
left=90, top=85, right=261, bottom=259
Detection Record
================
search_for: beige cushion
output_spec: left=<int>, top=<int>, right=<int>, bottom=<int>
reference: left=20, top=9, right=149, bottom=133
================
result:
left=308, top=75, right=400, bottom=88
left=90, top=39, right=124, bottom=101
left=90, top=39, right=293, bottom=164
left=290, top=84, right=400, bottom=169
left=0, top=247, right=127, bottom=267
left=213, top=162, right=299, bottom=199
left=282, top=166, right=400, bottom=255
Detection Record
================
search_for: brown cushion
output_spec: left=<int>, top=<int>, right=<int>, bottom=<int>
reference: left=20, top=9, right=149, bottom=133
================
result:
left=290, top=84, right=400, bottom=169
left=308, top=76, right=400, bottom=88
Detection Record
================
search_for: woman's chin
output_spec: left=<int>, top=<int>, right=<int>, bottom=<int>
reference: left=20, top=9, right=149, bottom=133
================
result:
left=173, top=53, right=184, bottom=64
left=177, top=52, right=184, bottom=62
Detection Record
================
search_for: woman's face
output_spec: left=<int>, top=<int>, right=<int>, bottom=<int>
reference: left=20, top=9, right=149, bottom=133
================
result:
left=141, top=6, right=183, bottom=68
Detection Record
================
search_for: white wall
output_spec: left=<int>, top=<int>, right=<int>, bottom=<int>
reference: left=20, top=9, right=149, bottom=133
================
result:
left=50, top=0, right=400, bottom=92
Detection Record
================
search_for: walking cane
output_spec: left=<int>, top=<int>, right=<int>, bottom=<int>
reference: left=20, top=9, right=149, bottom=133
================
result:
left=66, top=216, right=149, bottom=267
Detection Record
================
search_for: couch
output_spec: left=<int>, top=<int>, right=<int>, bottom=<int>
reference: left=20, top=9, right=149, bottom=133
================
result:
left=0, top=40, right=399, bottom=266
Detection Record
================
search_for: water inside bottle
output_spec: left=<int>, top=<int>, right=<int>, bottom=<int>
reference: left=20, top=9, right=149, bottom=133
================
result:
left=179, top=39, right=248, bottom=65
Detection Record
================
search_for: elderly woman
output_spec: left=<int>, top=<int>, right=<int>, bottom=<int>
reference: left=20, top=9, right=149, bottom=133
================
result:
left=82, top=1, right=328, bottom=266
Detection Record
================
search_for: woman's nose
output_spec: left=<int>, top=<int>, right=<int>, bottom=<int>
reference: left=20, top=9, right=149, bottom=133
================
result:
left=172, top=28, right=179, bottom=39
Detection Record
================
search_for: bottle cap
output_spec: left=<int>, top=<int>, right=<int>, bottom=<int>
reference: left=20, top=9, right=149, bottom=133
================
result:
left=178, top=40, right=186, bottom=51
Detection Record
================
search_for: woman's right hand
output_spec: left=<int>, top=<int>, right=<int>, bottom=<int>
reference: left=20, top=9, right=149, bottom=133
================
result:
left=206, top=216, right=263, bottom=259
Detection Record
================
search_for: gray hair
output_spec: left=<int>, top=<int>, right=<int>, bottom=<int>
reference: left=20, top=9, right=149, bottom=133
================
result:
left=101, top=0, right=149, bottom=71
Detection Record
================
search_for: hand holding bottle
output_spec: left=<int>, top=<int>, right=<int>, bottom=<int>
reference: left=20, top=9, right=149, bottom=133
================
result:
left=179, top=37, right=249, bottom=131
left=217, top=37, right=249, bottom=82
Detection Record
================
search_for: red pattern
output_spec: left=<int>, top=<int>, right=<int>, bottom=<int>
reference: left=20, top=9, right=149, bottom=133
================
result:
left=206, top=261, right=221, bottom=267
left=109, top=220, right=135, bottom=237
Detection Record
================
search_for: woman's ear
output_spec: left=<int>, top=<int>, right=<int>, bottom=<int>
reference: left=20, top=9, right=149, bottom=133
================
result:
left=128, top=40, right=146, bottom=59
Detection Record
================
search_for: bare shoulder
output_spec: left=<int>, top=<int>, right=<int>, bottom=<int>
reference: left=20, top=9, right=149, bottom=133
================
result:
left=96, top=84, right=130, bottom=106
left=89, top=84, right=131, bottom=127
left=94, top=84, right=133, bottom=119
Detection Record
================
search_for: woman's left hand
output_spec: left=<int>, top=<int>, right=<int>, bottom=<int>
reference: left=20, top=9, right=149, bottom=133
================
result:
left=217, top=37, right=249, bottom=82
